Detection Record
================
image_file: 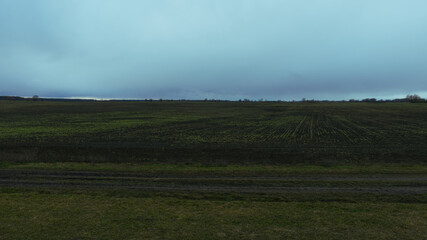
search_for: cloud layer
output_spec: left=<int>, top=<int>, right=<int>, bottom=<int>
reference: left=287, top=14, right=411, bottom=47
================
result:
left=1, top=0, right=427, bottom=100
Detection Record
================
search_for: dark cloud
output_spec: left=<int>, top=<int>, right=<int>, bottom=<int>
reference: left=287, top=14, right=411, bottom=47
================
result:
left=1, top=0, right=427, bottom=100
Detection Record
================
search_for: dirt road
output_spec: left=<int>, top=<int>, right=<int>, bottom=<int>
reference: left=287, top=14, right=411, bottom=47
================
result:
left=1, top=169, right=426, bottom=194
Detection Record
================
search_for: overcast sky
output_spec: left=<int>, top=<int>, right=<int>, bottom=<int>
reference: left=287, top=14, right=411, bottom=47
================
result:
left=1, top=0, right=427, bottom=100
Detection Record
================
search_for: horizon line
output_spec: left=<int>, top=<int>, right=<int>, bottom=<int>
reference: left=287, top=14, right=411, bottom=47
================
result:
left=1, top=94, right=424, bottom=102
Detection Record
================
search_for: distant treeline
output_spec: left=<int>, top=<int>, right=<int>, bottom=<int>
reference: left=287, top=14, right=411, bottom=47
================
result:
left=0, top=96, right=98, bottom=102
left=0, top=94, right=425, bottom=103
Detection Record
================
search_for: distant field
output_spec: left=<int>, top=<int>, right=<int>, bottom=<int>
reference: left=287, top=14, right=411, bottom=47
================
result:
left=1, top=100, right=426, bottom=164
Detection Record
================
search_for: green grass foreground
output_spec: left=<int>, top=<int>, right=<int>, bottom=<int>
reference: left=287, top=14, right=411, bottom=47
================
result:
left=0, top=190, right=426, bottom=240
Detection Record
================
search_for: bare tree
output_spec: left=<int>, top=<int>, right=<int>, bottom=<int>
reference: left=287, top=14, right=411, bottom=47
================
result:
left=406, top=94, right=425, bottom=103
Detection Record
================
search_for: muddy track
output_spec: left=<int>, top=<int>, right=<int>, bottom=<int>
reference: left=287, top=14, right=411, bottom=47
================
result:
left=1, top=169, right=426, bottom=194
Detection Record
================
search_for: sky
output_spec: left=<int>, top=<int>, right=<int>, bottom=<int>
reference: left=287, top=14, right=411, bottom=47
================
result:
left=1, top=0, right=427, bottom=100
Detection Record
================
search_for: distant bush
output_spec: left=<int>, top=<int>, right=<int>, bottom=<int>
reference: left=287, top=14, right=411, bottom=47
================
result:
left=406, top=94, right=425, bottom=103
left=362, top=98, right=377, bottom=103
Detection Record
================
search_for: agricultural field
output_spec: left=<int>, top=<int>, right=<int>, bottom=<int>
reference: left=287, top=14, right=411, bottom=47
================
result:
left=0, top=100, right=426, bottom=239
left=1, top=100, right=426, bottom=164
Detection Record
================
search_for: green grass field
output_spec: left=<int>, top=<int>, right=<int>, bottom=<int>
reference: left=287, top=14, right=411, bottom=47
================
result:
left=0, top=100, right=426, bottom=239
left=1, top=190, right=426, bottom=240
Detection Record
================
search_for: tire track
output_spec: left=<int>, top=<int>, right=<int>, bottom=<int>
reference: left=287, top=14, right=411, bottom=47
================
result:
left=1, top=169, right=426, bottom=194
